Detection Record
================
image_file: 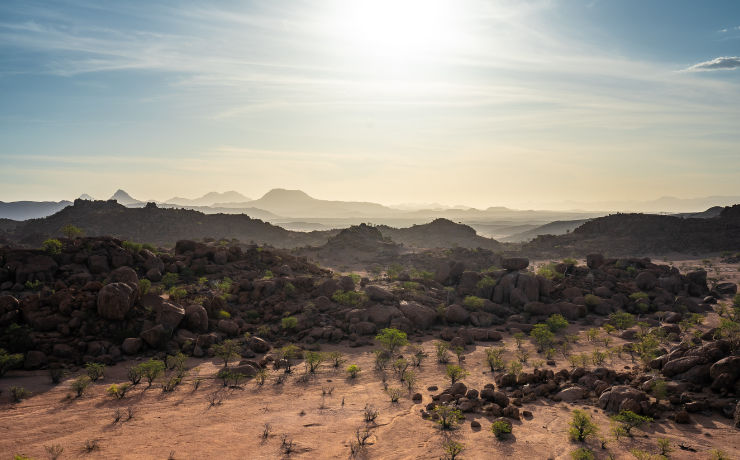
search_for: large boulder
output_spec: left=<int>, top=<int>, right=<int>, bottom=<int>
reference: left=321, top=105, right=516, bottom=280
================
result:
left=108, top=266, right=139, bottom=287
left=662, top=355, right=705, bottom=378
left=97, top=282, right=136, bottom=320
left=365, top=285, right=394, bottom=302
left=121, top=337, right=143, bottom=355
left=635, top=272, right=657, bottom=291
left=598, top=385, right=648, bottom=414
left=140, top=324, right=167, bottom=348
left=184, top=304, right=209, bottom=332
left=156, top=301, right=185, bottom=330
left=556, top=386, right=587, bottom=402
left=502, top=258, right=529, bottom=271
left=446, top=304, right=470, bottom=324
left=398, top=301, right=436, bottom=330
left=586, top=254, right=605, bottom=269
left=87, top=255, right=109, bottom=274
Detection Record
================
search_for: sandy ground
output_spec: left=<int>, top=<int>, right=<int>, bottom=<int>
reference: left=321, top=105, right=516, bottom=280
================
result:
left=1, top=257, right=738, bottom=460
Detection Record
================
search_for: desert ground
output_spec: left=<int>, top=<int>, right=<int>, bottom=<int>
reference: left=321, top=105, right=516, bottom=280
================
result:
left=2, top=252, right=738, bottom=460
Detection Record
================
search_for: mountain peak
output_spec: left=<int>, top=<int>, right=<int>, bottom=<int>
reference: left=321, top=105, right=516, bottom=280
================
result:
left=78, top=193, right=94, bottom=200
left=109, top=189, right=140, bottom=205
left=259, top=188, right=313, bottom=201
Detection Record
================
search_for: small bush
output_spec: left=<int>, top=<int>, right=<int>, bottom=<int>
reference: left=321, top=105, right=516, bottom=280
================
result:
left=304, top=351, right=324, bottom=373
left=611, top=410, right=652, bottom=436
left=138, top=279, right=151, bottom=295
left=435, top=341, right=450, bottom=363
left=42, top=238, right=62, bottom=255
left=610, top=312, right=636, bottom=330
left=363, top=404, right=379, bottom=423
left=127, top=366, right=143, bottom=385
left=347, top=364, right=361, bottom=378
left=445, top=364, right=469, bottom=384
left=122, top=240, right=143, bottom=254
left=329, top=351, right=345, bottom=368
left=584, top=294, right=601, bottom=308
left=85, top=362, right=106, bottom=381
left=462, top=295, right=485, bottom=309
left=71, top=375, right=91, bottom=397
left=10, top=386, right=30, bottom=402
left=139, top=359, right=166, bottom=387
left=485, top=347, right=506, bottom=371
left=434, top=405, right=463, bottom=430
left=0, top=348, right=24, bottom=377
left=281, top=316, right=298, bottom=329
left=476, top=276, right=497, bottom=290
left=213, top=340, right=241, bottom=367
left=530, top=323, right=555, bottom=352
left=569, top=409, right=598, bottom=442
left=537, top=263, right=564, bottom=281
left=442, top=440, right=464, bottom=460
left=386, top=387, right=403, bottom=403
left=491, top=420, right=512, bottom=439
left=570, top=447, right=595, bottom=460
left=546, top=314, right=569, bottom=333
left=106, top=383, right=131, bottom=399
left=161, top=272, right=179, bottom=288
left=331, top=290, right=366, bottom=307
left=45, top=443, right=64, bottom=460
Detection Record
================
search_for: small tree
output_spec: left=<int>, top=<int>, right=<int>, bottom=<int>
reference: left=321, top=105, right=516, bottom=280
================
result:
left=281, top=316, right=298, bottom=330
left=546, top=314, right=569, bottom=333
left=277, top=344, right=301, bottom=373
left=375, top=328, right=408, bottom=355
left=71, top=375, right=91, bottom=397
left=570, top=448, right=595, bottom=460
left=442, top=440, right=464, bottom=460
left=213, top=340, right=241, bottom=368
left=434, top=405, right=463, bottom=430
left=140, top=359, right=166, bottom=387
left=435, top=341, right=450, bottom=363
left=61, top=224, right=83, bottom=239
left=611, top=410, right=652, bottom=436
left=485, top=347, right=505, bottom=372
left=304, top=351, right=324, bottom=373
left=0, top=349, right=24, bottom=377
left=530, top=324, right=555, bottom=352
left=106, top=383, right=131, bottom=399
left=42, top=238, right=62, bottom=255
left=85, top=362, right=105, bottom=381
left=569, top=409, right=598, bottom=442
left=445, top=365, right=469, bottom=385
left=657, top=438, right=672, bottom=457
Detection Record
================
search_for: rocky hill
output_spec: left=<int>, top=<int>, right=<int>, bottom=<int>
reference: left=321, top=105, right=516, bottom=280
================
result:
left=3, top=199, right=333, bottom=248
left=523, top=206, right=740, bottom=257
left=378, top=218, right=502, bottom=250
left=0, top=200, right=72, bottom=220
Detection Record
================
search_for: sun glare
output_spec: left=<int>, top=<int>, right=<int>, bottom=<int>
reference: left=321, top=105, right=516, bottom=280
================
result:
left=330, top=0, right=462, bottom=60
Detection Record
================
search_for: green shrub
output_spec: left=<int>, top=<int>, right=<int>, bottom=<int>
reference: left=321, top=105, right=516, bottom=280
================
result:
left=434, top=405, right=463, bottom=429
left=138, top=359, right=166, bottom=387
left=609, top=312, right=636, bottom=330
left=401, top=281, right=421, bottom=291
left=375, top=328, right=408, bottom=354
left=611, top=410, right=652, bottom=436
left=218, top=309, right=231, bottom=319
left=0, top=348, right=24, bottom=377
left=476, top=276, right=497, bottom=290
left=61, top=224, right=83, bottom=239
left=346, top=364, right=360, bottom=378
left=562, top=257, right=577, bottom=266
left=24, top=280, right=42, bottom=291
left=122, top=240, right=143, bottom=254
left=435, top=341, right=450, bottom=363
left=42, top=238, right=62, bottom=255
left=485, top=347, right=506, bottom=371
left=491, top=420, right=512, bottom=439
left=10, top=386, right=30, bottom=402
left=546, top=314, right=569, bottom=333
left=462, top=296, right=485, bottom=309
left=281, top=316, right=298, bottom=329
left=537, top=263, right=563, bottom=281
left=85, top=362, right=105, bottom=381
left=213, top=340, right=241, bottom=367
left=71, top=375, right=91, bottom=397
left=106, top=383, right=131, bottom=399
left=530, top=323, right=555, bottom=351
left=138, top=279, right=151, bottom=295
left=331, top=290, right=366, bottom=307
left=304, top=351, right=324, bottom=373
left=442, top=440, right=464, bottom=460
left=215, top=277, right=232, bottom=295
left=168, top=286, right=187, bottom=302
left=584, top=294, right=601, bottom=308
left=570, top=448, right=595, bottom=460
left=161, top=272, right=179, bottom=288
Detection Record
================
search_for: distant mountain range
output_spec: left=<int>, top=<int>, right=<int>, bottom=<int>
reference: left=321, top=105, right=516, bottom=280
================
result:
left=545, top=196, right=740, bottom=213
left=165, top=191, right=251, bottom=207
left=0, top=200, right=72, bottom=220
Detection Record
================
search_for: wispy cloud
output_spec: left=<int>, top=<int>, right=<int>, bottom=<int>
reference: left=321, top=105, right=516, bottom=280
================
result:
left=684, top=56, right=740, bottom=72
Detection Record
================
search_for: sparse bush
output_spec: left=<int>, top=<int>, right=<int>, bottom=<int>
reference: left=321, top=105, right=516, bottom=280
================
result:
left=331, top=290, right=366, bottom=307
left=508, top=360, right=523, bottom=376
left=363, top=404, right=379, bottom=423
left=347, top=364, right=361, bottom=378
left=387, top=387, right=403, bottom=402
left=162, top=374, right=183, bottom=391
left=71, top=375, right=91, bottom=397
left=409, top=345, right=427, bottom=367
left=491, top=420, right=512, bottom=439
left=546, top=314, right=569, bottom=333
left=329, top=351, right=345, bottom=368
left=84, top=439, right=99, bottom=452
left=584, top=294, right=601, bottom=308
left=434, top=405, right=463, bottom=430
left=442, top=440, right=464, bottom=460
left=611, top=410, right=652, bottom=436
left=277, top=344, right=301, bottom=373
left=49, top=367, right=64, bottom=384
left=657, top=438, right=672, bottom=457
left=122, top=240, right=143, bottom=254
left=127, top=365, right=143, bottom=385
left=10, top=386, right=30, bottom=402
left=392, top=357, right=410, bottom=379
left=476, top=276, right=497, bottom=290
left=462, top=295, right=485, bottom=309
left=139, top=359, right=166, bottom=387
left=445, top=364, right=469, bottom=384
left=42, top=238, right=62, bottom=255
left=24, top=280, right=42, bottom=291
left=537, top=263, right=564, bottom=281
left=106, top=383, right=131, bottom=399
left=375, top=328, right=408, bottom=354
left=304, top=351, right=325, bottom=373
left=161, top=272, right=179, bottom=288
left=570, top=448, right=595, bottom=460
left=45, top=443, right=64, bottom=460
left=569, top=409, right=598, bottom=442
left=213, top=340, right=241, bottom=367
left=374, top=349, right=391, bottom=370
left=610, top=312, right=636, bottom=330
left=138, top=279, right=151, bottom=295
left=485, top=347, right=506, bottom=372
left=709, top=449, right=730, bottom=460
left=168, top=286, right=187, bottom=302
left=435, top=341, right=450, bottom=363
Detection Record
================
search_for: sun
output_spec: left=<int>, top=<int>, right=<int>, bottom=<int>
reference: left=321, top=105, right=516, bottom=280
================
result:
left=329, top=0, right=462, bottom=60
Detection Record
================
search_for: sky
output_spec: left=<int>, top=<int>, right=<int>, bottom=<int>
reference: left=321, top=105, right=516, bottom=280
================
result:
left=1, top=0, right=740, bottom=209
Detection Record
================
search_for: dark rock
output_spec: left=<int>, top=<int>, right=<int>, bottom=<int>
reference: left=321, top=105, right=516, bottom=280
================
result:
left=121, top=337, right=143, bottom=354
left=502, top=258, right=529, bottom=271
left=97, top=282, right=136, bottom=320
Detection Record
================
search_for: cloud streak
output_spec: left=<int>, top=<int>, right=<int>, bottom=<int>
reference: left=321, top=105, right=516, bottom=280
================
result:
left=685, top=56, right=740, bottom=72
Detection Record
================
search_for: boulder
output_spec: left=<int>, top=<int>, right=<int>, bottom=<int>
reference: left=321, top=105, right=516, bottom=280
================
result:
left=218, top=319, right=239, bottom=336
left=598, top=385, right=648, bottom=414
left=635, top=272, right=657, bottom=291
left=586, top=254, right=605, bottom=269
left=556, top=386, right=587, bottom=402
left=121, top=337, right=143, bottom=354
left=446, top=304, right=470, bottom=324
left=108, top=266, right=139, bottom=287
left=87, top=255, right=109, bottom=274
left=398, top=301, right=436, bottom=329
left=97, top=282, right=136, bottom=320
left=710, top=356, right=740, bottom=381
left=502, top=258, right=529, bottom=271
left=662, top=355, right=704, bottom=378
left=184, top=304, right=209, bottom=332
left=24, top=350, right=47, bottom=370
left=365, top=285, right=394, bottom=302
left=714, top=282, right=737, bottom=296
left=156, top=301, right=185, bottom=330
left=367, top=304, right=401, bottom=327
left=140, top=324, right=167, bottom=348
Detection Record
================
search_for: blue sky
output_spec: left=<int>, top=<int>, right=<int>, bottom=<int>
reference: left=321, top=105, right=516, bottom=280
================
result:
left=1, top=0, right=739, bottom=208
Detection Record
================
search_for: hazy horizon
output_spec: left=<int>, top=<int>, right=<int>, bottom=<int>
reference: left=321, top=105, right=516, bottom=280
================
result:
left=2, top=1, right=740, bottom=208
